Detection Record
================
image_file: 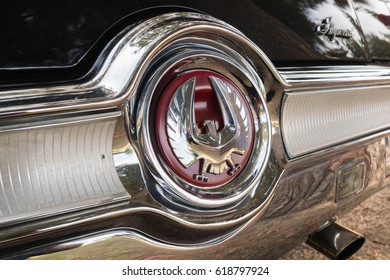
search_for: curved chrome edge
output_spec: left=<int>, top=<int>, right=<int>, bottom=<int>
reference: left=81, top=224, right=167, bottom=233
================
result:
left=39, top=195, right=275, bottom=234
left=8, top=191, right=276, bottom=260
left=137, top=48, right=272, bottom=209
left=2, top=191, right=275, bottom=259
left=0, top=12, right=285, bottom=120
left=28, top=230, right=238, bottom=260
left=14, top=230, right=228, bottom=260
left=111, top=12, right=283, bottom=225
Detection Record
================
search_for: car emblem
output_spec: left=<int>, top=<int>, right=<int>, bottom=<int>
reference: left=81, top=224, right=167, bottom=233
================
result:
left=315, top=17, right=353, bottom=40
left=155, top=70, right=254, bottom=187
left=135, top=21, right=272, bottom=209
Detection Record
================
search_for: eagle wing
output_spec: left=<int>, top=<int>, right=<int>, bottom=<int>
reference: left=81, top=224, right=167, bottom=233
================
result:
left=209, top=76, right=250, bottom=146
left=166, top=76, right=249, bottom=167
left=166, top=77, right=200, bottom=168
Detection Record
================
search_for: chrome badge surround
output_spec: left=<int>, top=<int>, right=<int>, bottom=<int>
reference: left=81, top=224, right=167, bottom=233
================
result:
left=131, top=15, right=273, bottom=210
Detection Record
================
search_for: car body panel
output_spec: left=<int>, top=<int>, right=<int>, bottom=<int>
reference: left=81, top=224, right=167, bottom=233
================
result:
left=0, top=0, right=376, bottom=72
left=1, top=2, right=390, bottom=260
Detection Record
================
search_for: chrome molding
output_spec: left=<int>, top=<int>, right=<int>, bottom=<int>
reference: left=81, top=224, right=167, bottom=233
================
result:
left=279, top=65, right=390, bottom=87
left=103, top=12, right=280, bottom=222
left=137, top=48, right=272, bottom=209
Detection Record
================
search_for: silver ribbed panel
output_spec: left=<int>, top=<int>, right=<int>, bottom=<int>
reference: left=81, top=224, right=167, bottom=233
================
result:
left=282, top=86, right=390, bottom=157
left=386, top=137, right=390, bottom=178
left=0, top=119, right=129, bottom=225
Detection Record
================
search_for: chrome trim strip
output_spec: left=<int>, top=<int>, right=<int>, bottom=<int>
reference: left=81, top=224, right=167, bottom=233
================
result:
left=0, top=111, right=121, bottom=133
left=9, top=131, right=390, bottom=259
left=25, top=229, right=234, bottom=260
left=279, top=65, right=390, bottom=87
left=1, top=193, right=275, bottom=247
left=8, top=190, right=276, bottom=259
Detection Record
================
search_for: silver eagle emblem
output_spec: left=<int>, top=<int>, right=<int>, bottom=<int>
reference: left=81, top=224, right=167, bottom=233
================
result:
left=166, top=76, right=250, bottom=182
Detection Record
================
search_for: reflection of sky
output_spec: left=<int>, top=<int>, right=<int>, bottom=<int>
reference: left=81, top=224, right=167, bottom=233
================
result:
left=353, top=0, right=390, bottom=58
left=358, top=0, right=389, bottom=13
left=303, top=0, right=352, bottom=28
left=357, top=11, right=388, bottom=40
left=113, top=148, right=139, bottom=167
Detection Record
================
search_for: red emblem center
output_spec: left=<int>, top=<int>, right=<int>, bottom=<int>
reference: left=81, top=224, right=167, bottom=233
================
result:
left=155, top=70, right=254, bottom=188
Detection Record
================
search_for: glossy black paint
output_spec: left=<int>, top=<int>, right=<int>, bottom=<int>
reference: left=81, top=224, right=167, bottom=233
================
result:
left=1, top=0, right=388, bottom=83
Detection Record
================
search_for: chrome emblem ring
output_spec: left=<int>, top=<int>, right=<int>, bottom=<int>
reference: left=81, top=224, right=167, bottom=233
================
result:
left=133, top=14, right=272, bottom=210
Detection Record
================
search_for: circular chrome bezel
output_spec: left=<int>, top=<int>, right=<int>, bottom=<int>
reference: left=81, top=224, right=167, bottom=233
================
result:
left=137, top=36, right=271, bottom=208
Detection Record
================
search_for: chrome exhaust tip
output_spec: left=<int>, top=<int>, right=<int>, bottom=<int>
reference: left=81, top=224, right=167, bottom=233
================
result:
left=306, top=222, right=365, bottom=260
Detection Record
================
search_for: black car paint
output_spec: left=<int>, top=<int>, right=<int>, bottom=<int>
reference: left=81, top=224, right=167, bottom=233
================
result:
left=2, top=0, right=385, bottom=79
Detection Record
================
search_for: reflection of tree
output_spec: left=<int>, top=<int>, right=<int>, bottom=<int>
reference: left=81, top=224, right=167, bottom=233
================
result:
left=352, top=0, right=390, bottom=59
left=366, top=34, right=390, bottom=58
left=116, top=164, right=144, bottom=195
left=378, top=14, right=390, bottom=26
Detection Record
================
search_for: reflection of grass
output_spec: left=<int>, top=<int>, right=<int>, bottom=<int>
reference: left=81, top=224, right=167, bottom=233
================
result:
left=117, top=164, right=145, bottom=193
left=32, top=238, right=155, bottom=260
